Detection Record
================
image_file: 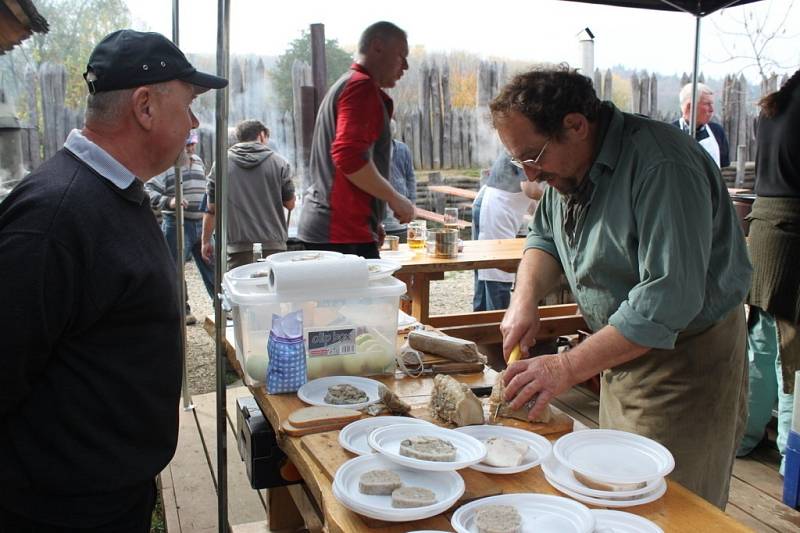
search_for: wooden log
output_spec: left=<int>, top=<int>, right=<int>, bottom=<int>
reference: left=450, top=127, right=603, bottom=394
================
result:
left=639, top=71, right=650, bottom=116
left=649, top=73, right=658, bottom=119
left=593, top=68, right=602, bottom=99
left=310, top=23, right=327, bottom=113
left=39, top=62, right=66, bottom=160
left=300, top=86, right=316, bottom=176
left=430, top=62, right=442, bottom=170
left=603, top=68, right=612, bottom=105
left=419, top=61, right=432, bottom=169
left=411, top=108, right=422, bottom=170
left=441, top=62, right=452, bottom=169
left=292, top=60, right=312, bottom=184
left=453, top=110, right=463, bottom=169
left=630, top=71, right=640, bottom=114
left=24, top=68, right=41, bottom=169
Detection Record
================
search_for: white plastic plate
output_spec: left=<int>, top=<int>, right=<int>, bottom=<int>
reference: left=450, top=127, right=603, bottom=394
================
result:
left=592, top=510, right=664, bottom=533
left=296, top=376, right=383, bottom=411
left=553, top=429, right=674, bottom=485
left=451, top=493, right=595, bottom=533
left=339, top=416, right=433, bottom=456
left=541, top=456, right=662, bottom=498
left=366, top=259, right=402, bottom=281
left=368, top=423, right=486, bottom=471
left=454, top=425, right=552, bottom=474
left=380, top=250, right=415, bottom=262
left=332, top=454, right=464, bottom=522
left=545, top=472, right=668, bottom=509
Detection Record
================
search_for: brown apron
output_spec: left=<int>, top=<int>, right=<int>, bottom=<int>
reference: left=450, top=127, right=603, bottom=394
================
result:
left=599, top=306, right=748, bottom=509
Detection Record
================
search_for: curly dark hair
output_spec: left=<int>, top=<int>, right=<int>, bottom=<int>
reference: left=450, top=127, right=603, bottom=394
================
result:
left=489, top=65, right=601, bottom=139
left=235, top=119, right=269, bottom=143
left=760, top=68, right=800, bottom=118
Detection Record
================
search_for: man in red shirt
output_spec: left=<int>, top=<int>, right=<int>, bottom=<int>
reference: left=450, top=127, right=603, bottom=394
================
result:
left=298, top=21, right=415, bottom=258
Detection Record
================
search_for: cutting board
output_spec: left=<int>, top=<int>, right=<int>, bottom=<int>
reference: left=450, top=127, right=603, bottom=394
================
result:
left=281, top=416, right=361, bottom=437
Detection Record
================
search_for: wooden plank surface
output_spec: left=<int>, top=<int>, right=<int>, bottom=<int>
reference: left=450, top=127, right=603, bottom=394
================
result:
left=394, top=238, right=523, bottom=274
left=192, top=391, right=268, bottom=526
left=427, top=184, right=479, bottom=200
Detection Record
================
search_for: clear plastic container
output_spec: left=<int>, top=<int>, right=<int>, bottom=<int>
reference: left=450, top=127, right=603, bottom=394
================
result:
left=223, top=260, right=405, bottom=386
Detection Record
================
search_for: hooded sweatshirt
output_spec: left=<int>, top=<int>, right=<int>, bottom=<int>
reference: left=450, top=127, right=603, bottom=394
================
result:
left=207, top=141, right=295, bottom=253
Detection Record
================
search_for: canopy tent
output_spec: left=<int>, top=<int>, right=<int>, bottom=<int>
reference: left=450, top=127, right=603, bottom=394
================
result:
left=202, top=1, right=769, bottom=528
left=564, top=0, right=765, bottom=134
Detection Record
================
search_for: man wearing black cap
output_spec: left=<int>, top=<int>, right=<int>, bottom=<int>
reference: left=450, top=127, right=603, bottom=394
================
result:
left=0, top=30, right=226, bottom=531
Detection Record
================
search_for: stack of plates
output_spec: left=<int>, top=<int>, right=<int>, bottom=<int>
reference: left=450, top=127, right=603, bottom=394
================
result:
left=333, top=454, right=464, bottom=522
left=339, top=416, right=433, bottom=456
left=591, top=509, right=664, bottom=532
left=543, top=429, right=674, bottom=508
left=368, top=423, right=487, bottom=471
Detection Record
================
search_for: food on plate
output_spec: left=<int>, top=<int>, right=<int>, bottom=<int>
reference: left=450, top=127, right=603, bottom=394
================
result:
left=368, top=264, right=382, bottom=273
left=489, top=370, right=552, bottom=423
left=358, top=469, right=402, bottom=495
left=482, top=437, right=529, bottom=468
left=390, top=486, right=437, bottom=508
left=475, top=504, right=522, bottom=533
left=324, top=383, right=368, bottom=405
left=407, top=330, right=487, bottom=364
left=430, top=374, right=485, bottom=426
left=399, top=435, right=457, bottom=462
left=287, top=406, right=361, bottom=428
left=572, top=470, right=648, bottom=492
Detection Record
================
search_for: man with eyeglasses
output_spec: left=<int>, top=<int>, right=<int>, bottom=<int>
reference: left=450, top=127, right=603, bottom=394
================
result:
left=492, top=67, right=751, bottom=509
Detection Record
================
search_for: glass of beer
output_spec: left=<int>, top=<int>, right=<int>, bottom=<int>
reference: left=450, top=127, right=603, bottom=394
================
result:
left=407, top=220, right=427, bottom=249
left=443, top=207, right=459, bottom=231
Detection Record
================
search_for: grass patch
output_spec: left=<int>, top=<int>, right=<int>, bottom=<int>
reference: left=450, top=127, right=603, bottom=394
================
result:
left=150, top=489, right=166, bottom=533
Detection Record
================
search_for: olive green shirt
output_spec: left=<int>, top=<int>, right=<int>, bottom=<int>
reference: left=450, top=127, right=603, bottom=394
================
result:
left=526, top=103, right=752, bottom=349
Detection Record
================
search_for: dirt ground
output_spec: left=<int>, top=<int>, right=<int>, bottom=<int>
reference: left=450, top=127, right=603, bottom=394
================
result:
left=183, top=262, right=475, bottom=395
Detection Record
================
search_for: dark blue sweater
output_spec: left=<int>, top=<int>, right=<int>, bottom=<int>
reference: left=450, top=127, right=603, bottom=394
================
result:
left=0, top=149, right=181, bottom=526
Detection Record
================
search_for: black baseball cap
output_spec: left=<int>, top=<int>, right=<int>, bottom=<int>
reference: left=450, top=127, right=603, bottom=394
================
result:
left=83, top=29, right=228, bottom=94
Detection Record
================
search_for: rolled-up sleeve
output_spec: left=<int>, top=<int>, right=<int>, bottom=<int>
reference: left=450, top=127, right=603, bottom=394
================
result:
left=608, top=161, right=713, bottom=349
left=524, top=191, right=561, bottom=266
left=330, top=79, right=383, bottom=175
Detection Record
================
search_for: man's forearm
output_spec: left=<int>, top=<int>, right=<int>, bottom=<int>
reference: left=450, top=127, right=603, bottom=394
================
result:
left=512, top=248, right=563, bottom=307
left=561, top=325, right=650, bottom=383
left=201, top=211, right=215, bottom=244
left=346, top=161, right=400, bottom=202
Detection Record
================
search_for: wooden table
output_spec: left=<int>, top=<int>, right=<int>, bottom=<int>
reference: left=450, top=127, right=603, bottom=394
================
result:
left=251, top=371, right=751, bottom=533
left=393, top=238, right=586, bottom=343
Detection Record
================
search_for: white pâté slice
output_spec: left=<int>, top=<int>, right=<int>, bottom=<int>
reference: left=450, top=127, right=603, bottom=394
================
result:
left=482, top=437, right=529, bottom=468
left=357, top=469, right=402, bottom=495
left=391, top=486, right=438, bottom=508
left=324, top=383, right=368, bottom=405
left=475, top=504, right=523, bottom=533
left=399, top=435, right=457, bottom=462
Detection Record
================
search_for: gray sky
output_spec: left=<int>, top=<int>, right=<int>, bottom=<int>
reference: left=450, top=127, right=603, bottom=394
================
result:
left=126, top=0, right=799, bottom=81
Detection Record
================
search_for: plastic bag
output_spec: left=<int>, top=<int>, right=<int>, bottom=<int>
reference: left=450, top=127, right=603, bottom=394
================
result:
left=266, top=310, right=307, bottom=394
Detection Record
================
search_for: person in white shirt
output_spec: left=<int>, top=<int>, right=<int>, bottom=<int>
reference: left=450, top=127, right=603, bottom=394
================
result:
left=672, top=82, right=730, bottom=168
left=472, top=151, right=545, bottom=311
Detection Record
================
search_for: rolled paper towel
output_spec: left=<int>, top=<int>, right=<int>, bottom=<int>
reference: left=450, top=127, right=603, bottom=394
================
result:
left=268, top=254, right=368, bottom=292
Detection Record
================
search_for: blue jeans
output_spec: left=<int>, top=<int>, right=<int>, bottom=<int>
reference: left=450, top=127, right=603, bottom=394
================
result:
left=162, top=216, right=214, bottom=307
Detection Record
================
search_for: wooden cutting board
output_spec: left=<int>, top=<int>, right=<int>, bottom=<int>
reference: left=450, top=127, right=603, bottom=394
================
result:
left=281, top=416, right=361, bottom=437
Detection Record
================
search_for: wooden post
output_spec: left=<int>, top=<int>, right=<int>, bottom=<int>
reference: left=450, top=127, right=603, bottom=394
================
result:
left=630, top=72, right=640, bottom=114
left=292, top=60, right=312, bottom=185
left=411, top=108, right=422, bottom=170
left=735, top=145, right=746, bottom=187
left=649, top=73, right=658, bottom=118
left=24, top=68, right=41, bottom=169
left=430, top=62, right=442, bottom=170
left=453, top=110, right=463, bottom=169
left=441, top=62, right=452, bottom=169
left=299, top=86, right=316, bottom=182
left=39, top=62, right=66, bottom=161
left=419, top=61, right=432, bottom=169
left=310, top=23, right=327, bottom=113
left=593, top=68, right=602, bottom=99
left=603, top=69, right=613, bottom=104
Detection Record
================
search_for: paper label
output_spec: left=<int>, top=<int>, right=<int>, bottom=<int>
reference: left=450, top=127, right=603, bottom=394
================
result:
left=305, top=327, right=357, bottom=357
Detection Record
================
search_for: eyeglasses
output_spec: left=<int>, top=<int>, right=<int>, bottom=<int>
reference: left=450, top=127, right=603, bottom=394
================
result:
left=510, top=140, right=550, bottom=170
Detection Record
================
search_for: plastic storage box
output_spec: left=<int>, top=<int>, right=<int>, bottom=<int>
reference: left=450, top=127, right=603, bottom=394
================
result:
left=223, top=254, right=405, bottom=387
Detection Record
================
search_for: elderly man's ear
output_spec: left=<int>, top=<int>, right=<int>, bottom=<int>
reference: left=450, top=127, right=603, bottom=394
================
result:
left=131, top=86, right=156, bottom=131
left=562, top=113, right=591, bottom=141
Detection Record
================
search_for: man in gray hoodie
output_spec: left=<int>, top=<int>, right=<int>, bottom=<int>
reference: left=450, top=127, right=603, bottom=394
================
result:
left=202, top=119, right=295, bottom=269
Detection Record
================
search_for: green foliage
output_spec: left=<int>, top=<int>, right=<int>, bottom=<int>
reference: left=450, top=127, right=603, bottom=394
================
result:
left=25, top=0, right=132, bottom=107
left=270, top=30, right=352, bottom=111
